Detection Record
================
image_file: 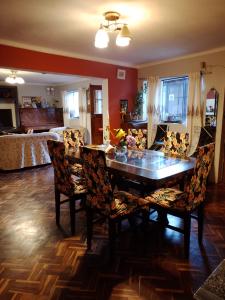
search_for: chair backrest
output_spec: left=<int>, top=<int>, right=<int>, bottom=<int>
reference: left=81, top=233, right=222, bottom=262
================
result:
left=81, top=147, right=113, bottom=215
left=185, top=143, right=215, bottom=210
left=63, top=129, right=84, bottom=152
left=163, top=131, right=189, bottom=158
left=127, top=128, right=148, bottom=150
left=47, top=140, right=76, bottom=196
left=149, top=124, right=168, bottom=150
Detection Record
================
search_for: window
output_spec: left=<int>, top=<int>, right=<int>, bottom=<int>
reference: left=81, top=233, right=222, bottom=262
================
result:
left=160, top=77, right=188, bottom=124
left=94, top=89, right=103, bottom=114
left=65, top=91, right=79, bottom=119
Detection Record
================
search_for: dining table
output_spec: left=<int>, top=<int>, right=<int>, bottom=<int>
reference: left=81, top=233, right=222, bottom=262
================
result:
left=67, top=145, right=196, bottom=191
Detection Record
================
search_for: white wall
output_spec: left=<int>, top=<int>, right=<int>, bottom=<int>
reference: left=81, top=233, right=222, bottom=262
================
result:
left=58, top=78, right=105, bottom=144
left=17, top=84, right=61, bottom=107
left=0, top=82, right=61, bottom=107
left=138, top=49, right=225, bottom=183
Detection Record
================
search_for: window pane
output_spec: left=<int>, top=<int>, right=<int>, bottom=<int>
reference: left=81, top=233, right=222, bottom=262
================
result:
left=161, top=77, right=188, bottom=123
left=65, top=91, right=79, bottom=119
left=94, top=90, right=102, bottom=114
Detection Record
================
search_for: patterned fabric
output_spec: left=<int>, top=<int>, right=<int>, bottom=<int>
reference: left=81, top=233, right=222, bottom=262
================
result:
left=145, top=143, right=215, bottom=211
left=0, top=132, right=60, bottom=170
left=81, top=147, right=148, bottom=218
left=63, top=129, right=84, bottom=152
left=47, top=140, right=86, bottom=197
left=162, top=131, right=189, bottom=158
left=127, top=129, right=148, bottom=150
left=63, top=129, right=84, bottom=177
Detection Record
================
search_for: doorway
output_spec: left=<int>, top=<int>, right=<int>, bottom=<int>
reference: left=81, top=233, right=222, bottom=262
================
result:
left=90, top=84, right=103, bottom=145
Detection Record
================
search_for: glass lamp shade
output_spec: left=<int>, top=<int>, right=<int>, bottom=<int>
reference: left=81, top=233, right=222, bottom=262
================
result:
left=116, top=24, right=131, bottom=47
left=5, top=75, right=25, bottom=84
left=5, top=76, right=17, bottom=84
left=94, top=26, right=109, bottom=48
left=16, top=77, right=25, bottom=84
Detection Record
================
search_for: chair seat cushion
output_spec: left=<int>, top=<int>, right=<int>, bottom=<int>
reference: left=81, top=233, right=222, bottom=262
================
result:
left=145, top=188, right=189, bottom=211
left=110, top=191, right=149, bottom=219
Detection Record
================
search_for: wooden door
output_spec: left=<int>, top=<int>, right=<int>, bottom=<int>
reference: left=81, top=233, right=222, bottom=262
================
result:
left=90, top=85, right=103, bottom=145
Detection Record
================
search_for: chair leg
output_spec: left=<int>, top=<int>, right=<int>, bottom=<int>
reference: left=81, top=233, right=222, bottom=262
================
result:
left=69, top=199, right=75, bottom=235
left=55, top=188, right=60, bottom=226
left=108, top=218, right=116, bottom=259
left=198, top=204, right=204, bottom=244
left=184, top=214, right=191, bottom=259
left=86, top=208, right=93, bottom=250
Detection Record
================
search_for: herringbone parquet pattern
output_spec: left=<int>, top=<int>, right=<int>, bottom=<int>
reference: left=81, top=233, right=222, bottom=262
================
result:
left=0, top=165, right=225, bottom=300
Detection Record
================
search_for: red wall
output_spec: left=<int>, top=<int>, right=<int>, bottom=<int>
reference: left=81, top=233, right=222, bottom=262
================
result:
left=0, top=44, right=137, bottom=129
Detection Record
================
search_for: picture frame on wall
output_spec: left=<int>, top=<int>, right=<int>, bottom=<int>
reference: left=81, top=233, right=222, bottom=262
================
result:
left=22, top=96, right=32, bottom=108
left=117, top=69, right=126, bottom=80
left=120, top=99, right=128, bottom=114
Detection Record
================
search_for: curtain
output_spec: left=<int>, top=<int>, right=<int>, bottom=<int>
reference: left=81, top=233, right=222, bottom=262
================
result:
left=147, top=76, right=161, bottom=147
left=187, top=72, right=205, bottom=155
left=62, top=91, right=70, bottom=127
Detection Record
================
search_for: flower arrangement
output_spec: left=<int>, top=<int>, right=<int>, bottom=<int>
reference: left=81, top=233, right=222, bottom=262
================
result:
left=114, top=129, right=136, bottom=149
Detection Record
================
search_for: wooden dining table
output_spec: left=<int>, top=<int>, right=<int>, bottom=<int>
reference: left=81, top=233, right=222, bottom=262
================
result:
left=67, top=145, right=196, bottom=191
left=107, top=148, right=195, bottom=189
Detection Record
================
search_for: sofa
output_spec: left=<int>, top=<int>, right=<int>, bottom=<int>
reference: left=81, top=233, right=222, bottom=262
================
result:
left=0, top=132, right=60, bottom=170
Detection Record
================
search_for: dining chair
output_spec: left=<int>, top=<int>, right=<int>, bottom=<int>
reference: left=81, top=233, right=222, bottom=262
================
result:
left=63, top=128, right=84, bottom=176
left=81, top=146, right=148, bottom=258
left=149, top=124, right=168, bottom=151
left=144, top=143, right=215, bottom=258
left=63, top=128, right=84, bottom=150
left=47, top=140, right=86, bottom=235
left=192, top=126, right=215, bottom=157
left=127, top=128, right=148, bottom=150
left=162, top=131, right=189, bottom=158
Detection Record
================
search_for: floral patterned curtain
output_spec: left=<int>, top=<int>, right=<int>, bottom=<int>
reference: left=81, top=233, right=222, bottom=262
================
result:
left=147, top=76, right=162, bottom=147
left=187, top=72, right=205, bottom=155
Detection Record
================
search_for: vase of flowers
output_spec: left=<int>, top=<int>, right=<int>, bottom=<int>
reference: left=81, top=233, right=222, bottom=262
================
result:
left=114, top=129, right=136, bottom=157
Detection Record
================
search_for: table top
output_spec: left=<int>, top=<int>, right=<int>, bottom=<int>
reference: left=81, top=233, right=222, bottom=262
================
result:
left=67, top=145, right=196, bottom=187
left=107, top=148, right=195, bottom=186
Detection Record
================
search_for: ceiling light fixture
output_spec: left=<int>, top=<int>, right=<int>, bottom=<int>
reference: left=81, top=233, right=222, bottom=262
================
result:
left=5, top=70, right=25, bottom=84
left=95, top=11, right=132, bottom=49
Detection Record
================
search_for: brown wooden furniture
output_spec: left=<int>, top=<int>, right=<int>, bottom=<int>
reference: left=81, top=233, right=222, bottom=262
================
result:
left=107, top=149, right=195, bottom=190
left=19, top=108, right=64, bottom=132
left=122, top=119, right=147, bottom=131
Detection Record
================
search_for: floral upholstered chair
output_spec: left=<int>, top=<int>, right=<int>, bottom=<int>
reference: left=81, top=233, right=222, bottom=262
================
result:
left=63, top=129, right=84, bottom=177
left=47, top=140, right=86, bottom=235
left=63, top=129, right=84, bottom=151
left=81, top=146, right=148, bottom=257
left=162, top=131, right=189, bottom=158
left=145, top=143, right=215, bottom=258
left=127, top=128, right=148, bottom=150
left=149, top=124, right=168, bottom=151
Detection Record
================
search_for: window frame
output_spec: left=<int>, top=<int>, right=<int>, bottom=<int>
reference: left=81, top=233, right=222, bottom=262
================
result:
left=160, top=76, right=189, bottom=125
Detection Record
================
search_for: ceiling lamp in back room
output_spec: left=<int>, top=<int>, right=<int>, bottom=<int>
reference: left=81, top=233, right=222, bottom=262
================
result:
left=5, top=70, right=25, bottom=84
left=95, top=11, right=132, bottom=49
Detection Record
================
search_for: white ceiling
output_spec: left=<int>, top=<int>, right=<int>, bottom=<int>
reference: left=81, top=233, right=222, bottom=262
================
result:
left=0, top=0, right=225, bottom=67
left=0, top=68, right=88, bottom=85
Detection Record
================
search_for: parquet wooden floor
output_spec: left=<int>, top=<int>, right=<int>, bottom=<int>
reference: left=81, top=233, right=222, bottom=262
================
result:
left=0, top=165, right=225, bottom=300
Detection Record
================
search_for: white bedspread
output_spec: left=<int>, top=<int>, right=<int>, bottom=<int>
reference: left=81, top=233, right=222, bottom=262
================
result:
left=0, top=132, right=59, bottom=170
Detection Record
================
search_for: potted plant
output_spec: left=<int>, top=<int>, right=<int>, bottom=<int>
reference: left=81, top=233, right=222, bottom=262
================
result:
left=134, top=90, right=144, bottom=120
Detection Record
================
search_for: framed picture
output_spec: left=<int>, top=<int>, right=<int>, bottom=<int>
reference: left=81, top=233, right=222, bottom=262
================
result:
left=120, top=99, right=128, bottom=114
left=31, top=96, right=42, bottom=108
left=22, top=96, right=32, bottom=108
left=117, top=69, right=126, bottom=80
